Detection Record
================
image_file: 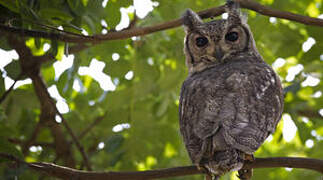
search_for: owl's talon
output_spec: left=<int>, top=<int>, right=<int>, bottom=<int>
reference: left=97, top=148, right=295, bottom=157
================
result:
left=238, top=168, right=253, bottom=180
left=244, top=154, right=254, bottom=162
left=197, top=165, right=209, bottom=174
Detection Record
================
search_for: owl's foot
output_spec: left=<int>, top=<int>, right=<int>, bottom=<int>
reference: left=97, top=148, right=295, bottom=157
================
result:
left=197, top=164, right=209, bottom=173
left=237, top=168, right=253, bottom=180
left=198, top=164, right=213, bottom=179
left=237, top=154, right=254, bottom=180
left=244, top=154, right=254, bottom=162
left=205, top=174, right=220, bottom=180
left=197, top=165, right=218, bottom=180
left=203, top=149, right=244, bottom=176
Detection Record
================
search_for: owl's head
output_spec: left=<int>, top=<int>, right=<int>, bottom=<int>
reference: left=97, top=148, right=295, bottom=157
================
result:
left=183, top=1, right=260, bottom=74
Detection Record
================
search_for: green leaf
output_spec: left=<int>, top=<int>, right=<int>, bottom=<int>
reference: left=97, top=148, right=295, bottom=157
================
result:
left=0, top=0, right=19, bottom=13
left=55, top=42, right=65, bottom=60
left=0, top=137, right=23, bottom=162
left=104, top=3, right=121, bottom=28
left=104, top=0, right=132, bottom=28
left=0, top=36, right=11, bottom=50
left=67, top=0, right=80, bottom=12
left=283, top=81, right=301, bottom=94
left=4, top=60, right=21, bottom=79
left=156, top=96, right=169, bottom=117
left=38, top=8, right=74, bottom=22
left=49, top=40, right=59, bottom=58
left=105, top=134, right=124, bottom=153
left=81, top=0, right=89, bottom=6
left=108, top=151, right=125, bottom=166
left=2, top=163, right=28, bottom=179
left=0, top=119, right=14, bottom=138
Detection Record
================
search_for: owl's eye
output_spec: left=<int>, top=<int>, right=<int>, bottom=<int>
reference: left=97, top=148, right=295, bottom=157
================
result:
left=195, top=37, right=208, bottom=47
left=225, top=32, right=239, bottom=42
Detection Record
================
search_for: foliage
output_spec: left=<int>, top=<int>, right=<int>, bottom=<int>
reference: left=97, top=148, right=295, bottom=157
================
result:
left=0, top=0, right=322, bottom=179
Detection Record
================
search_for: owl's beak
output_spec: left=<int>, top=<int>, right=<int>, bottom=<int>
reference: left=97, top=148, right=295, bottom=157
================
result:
left=214, top=46, right=224, bottom=61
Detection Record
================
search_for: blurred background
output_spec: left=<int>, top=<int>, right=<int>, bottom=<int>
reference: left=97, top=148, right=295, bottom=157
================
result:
left=0, top=0, right=322, bottom=179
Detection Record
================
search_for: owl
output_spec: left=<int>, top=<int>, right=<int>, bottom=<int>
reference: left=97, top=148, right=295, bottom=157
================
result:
left=179, top=1, right=284, bottom=180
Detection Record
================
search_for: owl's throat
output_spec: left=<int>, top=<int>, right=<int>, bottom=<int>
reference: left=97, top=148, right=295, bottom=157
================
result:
left=189, top=58, right=219, bottom=74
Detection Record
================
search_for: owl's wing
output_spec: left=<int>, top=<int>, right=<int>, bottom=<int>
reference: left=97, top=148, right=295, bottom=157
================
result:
left=179, top=63, right=283, bottom=161
left=180, top=68, right=229, bottom=162
left=219, top=64, right=284, bottom=154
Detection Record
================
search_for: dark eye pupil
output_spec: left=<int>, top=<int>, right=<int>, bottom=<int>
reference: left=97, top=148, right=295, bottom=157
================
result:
left=195, top=37, right=208, bottom=47
left=225, top=32, right=239, bottom=42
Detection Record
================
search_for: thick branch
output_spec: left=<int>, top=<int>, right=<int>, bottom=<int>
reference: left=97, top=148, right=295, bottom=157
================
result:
left=238, top=0, right=323, bottom=26
left=31, top=72, right=92, bottom=171
left=243, top=157, right=323, bottom=173
left=6, top=35, right=77, bottom=168
left=6, top=35, right=92, bottom=170
left=297, top=109, right=323, bottom=119
left=0, top=0, right=322, bottom=45
left=0, top=153, right=322, bottom=180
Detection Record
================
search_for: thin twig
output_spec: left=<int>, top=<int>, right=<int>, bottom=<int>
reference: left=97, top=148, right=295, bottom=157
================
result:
left=22, top=121, right=44, bottom=155
left=78, top=112, right=107, bottom=140
left=0, top=73, right=23, bottom=104
left=7, top=17, right=87, bottom=38
left=296, top=109, right=323, bottom=119
left=56, top=111, right=93, bottom=171
left=0, top=24, right=93, bottom=43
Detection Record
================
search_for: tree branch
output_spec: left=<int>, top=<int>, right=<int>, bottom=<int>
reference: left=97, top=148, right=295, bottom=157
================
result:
left=238, top=0, right=323, bottom=26
left=0, top=153, right=322, bottom=180
left=6, top=35, right=92, bottom=170
left=31, top=71, right=92, bottom=171
left=56, top=111, right=93, bottom=171
left=6, top=35, right=77, bottom=168
left=22, top=120, right=44, bottom=155
left=0, top=0, right=322, bottom=45
left=78, top=112, right=107, bottom=140
left=0, top=73, right=23, bottom=104
left=297, top=109, right=323, bottom=119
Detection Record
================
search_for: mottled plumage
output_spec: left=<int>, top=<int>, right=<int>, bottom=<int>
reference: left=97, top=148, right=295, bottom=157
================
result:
left=179, top=1, right=284, bottom=179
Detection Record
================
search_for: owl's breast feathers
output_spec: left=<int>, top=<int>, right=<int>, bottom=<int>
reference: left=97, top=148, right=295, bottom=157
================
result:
left=179, top=58, right=284, bottom=165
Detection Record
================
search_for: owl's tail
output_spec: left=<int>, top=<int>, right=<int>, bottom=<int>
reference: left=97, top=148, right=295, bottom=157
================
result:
left=204, top=149, right=244, bottom=176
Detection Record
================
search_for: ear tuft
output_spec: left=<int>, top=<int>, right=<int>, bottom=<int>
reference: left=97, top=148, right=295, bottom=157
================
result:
left=226, top=0, right=243, bottom=24
left=240, top=12, right=248, bottom=24
left=182, top=9, right=203, bottom=32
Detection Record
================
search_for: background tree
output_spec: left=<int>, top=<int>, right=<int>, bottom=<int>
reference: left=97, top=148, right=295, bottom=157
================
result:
left=0, top=0, right=322, bottom=179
